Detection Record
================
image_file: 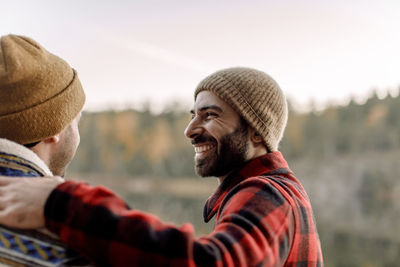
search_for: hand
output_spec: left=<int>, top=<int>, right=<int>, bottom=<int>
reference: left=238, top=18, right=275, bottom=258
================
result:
left=0, top=176, right=64, bottom=229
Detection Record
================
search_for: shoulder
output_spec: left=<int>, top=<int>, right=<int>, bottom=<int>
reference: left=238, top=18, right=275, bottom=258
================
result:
left=216, top=176, right=296, bottom=246
left=227, top=176, right=290, bottom=202
left=221, top=176, right=294, bottom=218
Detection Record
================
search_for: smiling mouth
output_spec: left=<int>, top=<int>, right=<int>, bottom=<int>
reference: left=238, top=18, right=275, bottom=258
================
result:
left=194, top=144, right=216, bottom=154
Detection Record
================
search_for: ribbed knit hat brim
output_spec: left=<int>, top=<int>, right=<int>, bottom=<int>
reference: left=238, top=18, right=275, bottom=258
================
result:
left=195, top=67, right=288, bottom=152
left=0, top=34, right=85, bottom=144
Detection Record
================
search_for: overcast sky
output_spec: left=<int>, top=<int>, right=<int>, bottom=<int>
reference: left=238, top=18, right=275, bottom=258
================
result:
left=2, top=0, right=400, bottom=112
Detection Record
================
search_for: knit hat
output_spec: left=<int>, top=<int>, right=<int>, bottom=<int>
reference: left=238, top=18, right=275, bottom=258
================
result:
left=0, top=34, right=85, bottom=144
left=195, top=67, right=288, bottom=152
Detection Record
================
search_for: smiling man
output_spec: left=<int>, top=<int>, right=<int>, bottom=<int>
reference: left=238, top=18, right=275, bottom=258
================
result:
left=187, top=93, right=250, bottom=180
left=0, top=67, right=323, bottom=266
left=187, top=91, right=265, bottom=182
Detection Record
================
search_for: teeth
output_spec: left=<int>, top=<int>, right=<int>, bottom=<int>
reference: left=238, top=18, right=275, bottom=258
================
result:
left=194, top=145, right=214, bottom=153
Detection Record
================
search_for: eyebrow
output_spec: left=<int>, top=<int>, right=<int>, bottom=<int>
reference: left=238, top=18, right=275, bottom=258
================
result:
left=190, top=105, right=223, bottom=114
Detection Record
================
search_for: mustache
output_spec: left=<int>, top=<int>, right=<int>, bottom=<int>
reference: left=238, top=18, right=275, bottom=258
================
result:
left=191, top=135, right=217, bottom=145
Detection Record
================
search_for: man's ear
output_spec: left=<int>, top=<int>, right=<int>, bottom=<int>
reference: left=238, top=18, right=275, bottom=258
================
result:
left=249, top=128, right=263, bottom=144
left=42, top=134, right=60, bottom=144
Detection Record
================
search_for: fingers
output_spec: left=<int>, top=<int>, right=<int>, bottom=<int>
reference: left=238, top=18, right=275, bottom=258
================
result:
left=0, top=176, right=21, bottom=185
left=0, top=207, right=39, bottom=229
left=0, top=182, right=12, bottom=201
left=0, top=176, right=63, bottom=187
left=0, top=195, right=9, bottom=211
left=0, top=198, right=45, bottom=229
left=0, top=208, right=12, bottom=226
left=43, top=175, right=65, bottom=183
left=0, top=176, right=60, bottom=229
left=0, top=204, right=20, bottom=227
left=0, top=177, right=25, bottom=198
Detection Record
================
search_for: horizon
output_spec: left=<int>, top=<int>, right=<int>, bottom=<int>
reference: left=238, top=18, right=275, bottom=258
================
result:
left=80, top=85, right=399, bottom=115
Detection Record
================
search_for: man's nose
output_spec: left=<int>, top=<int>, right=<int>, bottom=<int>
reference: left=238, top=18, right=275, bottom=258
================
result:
left=184, top=117, right=203, bottom=139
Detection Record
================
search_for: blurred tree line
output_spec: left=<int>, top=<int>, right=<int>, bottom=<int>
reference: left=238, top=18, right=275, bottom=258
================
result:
left=69, top=89, right=400, bottom=266
left=71, top=90, right=400, bottom=176
left=71, top=105, right=195, bottom=177
left=280, top=90, right=400, bottom=159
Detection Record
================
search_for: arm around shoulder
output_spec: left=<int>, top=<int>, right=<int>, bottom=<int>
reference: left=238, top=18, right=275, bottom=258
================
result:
left=0, top=176, right=64, bottom=229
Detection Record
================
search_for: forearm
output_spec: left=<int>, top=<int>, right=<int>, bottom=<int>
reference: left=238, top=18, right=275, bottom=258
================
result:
left=45, top=181, right=198, bottom=265
left=44, top=180, right=291, bottom=266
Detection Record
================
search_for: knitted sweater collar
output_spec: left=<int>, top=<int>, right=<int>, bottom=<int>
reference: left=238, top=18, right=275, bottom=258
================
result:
left=0, top=138, right=52, bottom=176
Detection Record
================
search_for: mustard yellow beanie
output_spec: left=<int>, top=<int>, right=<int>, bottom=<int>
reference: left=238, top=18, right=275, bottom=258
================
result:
left=0, top=34, right=85, bottom=144
left=195, top=67, right=288, bottom=152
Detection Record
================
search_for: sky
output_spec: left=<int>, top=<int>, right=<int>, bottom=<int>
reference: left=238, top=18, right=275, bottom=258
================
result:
left=1, top=0, right=400, bottom=112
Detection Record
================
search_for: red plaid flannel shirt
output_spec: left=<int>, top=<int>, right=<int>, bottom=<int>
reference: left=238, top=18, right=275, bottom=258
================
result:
left=45, top=152, right=323, bottom=266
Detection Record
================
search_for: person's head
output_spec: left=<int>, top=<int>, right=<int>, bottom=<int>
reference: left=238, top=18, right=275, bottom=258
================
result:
left=184, top=67, right=288, bottom=179
left=0, top=34, right=85, bottom=176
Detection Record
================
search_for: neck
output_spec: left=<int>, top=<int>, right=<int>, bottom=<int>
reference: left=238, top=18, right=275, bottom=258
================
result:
left=31, top=143, right=51, bottom=168
left=217, top=148, right=269, bottom=184
left=251, top=145, right=268, bottom=159
left=218, top=172, right=231, bottom=184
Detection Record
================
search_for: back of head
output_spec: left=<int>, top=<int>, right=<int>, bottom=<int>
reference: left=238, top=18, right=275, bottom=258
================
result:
left=0, top=34, right=85, bottom=144
left=195, top=67, right=288, bottom=152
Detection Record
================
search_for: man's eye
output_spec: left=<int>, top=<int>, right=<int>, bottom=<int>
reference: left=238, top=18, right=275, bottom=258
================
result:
left=206, top=112, right=218, bottom=118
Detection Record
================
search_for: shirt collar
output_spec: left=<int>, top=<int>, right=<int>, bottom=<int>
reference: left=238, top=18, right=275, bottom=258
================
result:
left=0, top=138, right=52, bottom=176
left=203, top=151, right=291, bottom=222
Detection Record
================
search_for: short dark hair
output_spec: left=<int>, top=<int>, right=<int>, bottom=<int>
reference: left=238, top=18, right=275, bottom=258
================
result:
left=24, top=141, right=40, bottom=148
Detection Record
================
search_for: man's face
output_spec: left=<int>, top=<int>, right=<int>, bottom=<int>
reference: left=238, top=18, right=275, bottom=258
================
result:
left=48, top=113, right=81, bottom=176
left=184, top=91, right=250, bottom=178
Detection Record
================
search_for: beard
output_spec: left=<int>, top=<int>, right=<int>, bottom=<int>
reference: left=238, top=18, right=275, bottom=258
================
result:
left=193, top=120, right=249, bottom=177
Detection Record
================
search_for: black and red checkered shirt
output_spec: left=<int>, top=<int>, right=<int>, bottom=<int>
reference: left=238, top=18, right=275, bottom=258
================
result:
left=45, top=152, right=323, bottom=266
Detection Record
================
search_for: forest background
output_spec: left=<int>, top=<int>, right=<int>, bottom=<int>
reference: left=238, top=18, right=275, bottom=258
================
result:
left=68, top=89, right=400, bottom=267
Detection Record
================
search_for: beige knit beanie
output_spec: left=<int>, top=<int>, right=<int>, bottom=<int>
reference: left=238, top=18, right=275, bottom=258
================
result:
left=195, top=67, right=288, bottom=152
left=0, top=34, right=85, bottom=144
